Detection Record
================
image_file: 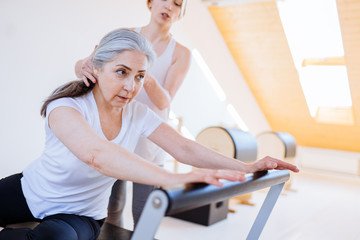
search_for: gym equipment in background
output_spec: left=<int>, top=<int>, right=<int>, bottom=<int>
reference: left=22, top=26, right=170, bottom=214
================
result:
left=170, top=127, right=258, bottom=225
left=257, top=131, right=297, bottom=191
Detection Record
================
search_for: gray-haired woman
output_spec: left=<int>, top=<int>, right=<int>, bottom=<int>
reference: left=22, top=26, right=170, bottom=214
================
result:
left=0, top=29, right=298, bottom=240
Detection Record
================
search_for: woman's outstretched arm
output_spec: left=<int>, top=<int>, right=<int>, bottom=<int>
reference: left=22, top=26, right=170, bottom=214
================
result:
left=48, top=107, right=246, bottom=187
left=148, top=123, right=300, bottom=173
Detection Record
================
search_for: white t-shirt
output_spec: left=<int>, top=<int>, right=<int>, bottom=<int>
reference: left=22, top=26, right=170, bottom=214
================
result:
left=21, top=92, right=163, bottom=220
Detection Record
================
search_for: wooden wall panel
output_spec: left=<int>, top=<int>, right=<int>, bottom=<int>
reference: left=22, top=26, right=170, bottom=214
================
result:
left=208, top=0, right=360, bottom=152
left=337, top=0, right=360, bottom=125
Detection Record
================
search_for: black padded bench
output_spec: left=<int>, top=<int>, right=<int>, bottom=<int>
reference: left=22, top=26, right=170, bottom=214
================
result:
left=98, top=169, right=290, bottom=240
left=7, top=170, right=289, bottom=240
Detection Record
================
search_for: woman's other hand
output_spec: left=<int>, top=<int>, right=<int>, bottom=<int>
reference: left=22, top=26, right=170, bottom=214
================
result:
left=181, top=168, right=246, bottom=187
left=249, top=156, right=299, bottom=173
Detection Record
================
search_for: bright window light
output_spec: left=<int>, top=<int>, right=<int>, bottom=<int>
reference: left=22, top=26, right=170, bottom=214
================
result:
left=180, top=126, right=196, bottom=140
left=300, top=66, right=352, bottom=116
left=169, top=110, right=195, bottom=140
left=226, top=104, right=249, bottom=131
left=192, top=49, right=227, bottom=102
left=277, top=0, right=344, bottom=66
left=277, top=0, right=353, bottom=120
left=169, top=110, right=177, bottom=120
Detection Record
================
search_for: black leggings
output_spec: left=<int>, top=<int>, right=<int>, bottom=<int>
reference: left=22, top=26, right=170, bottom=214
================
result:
left=0, top=173, right=103, bottom=240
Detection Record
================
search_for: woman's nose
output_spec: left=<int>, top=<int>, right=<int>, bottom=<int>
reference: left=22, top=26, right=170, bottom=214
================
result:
left=165, top=1, right=172, bottom=10
left=123, top=78, right=135, bottom=92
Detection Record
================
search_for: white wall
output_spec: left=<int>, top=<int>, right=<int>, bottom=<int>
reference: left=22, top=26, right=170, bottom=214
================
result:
left=0, top=0, right=270, bottom=178
left=1, top=0, right=358, bottom=180
left=173, top=0, right=271, bottom=135
left=298, top=147, right=360, bottom=176
left=0, top=0, right=147, bottom=177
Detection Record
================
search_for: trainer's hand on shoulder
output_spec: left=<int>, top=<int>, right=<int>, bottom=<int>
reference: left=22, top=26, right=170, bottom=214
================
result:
left=81, top=46, right=97, bottom=87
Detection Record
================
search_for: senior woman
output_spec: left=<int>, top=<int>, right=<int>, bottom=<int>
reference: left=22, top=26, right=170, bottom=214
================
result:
left=0, top=29, right=298, bottom=240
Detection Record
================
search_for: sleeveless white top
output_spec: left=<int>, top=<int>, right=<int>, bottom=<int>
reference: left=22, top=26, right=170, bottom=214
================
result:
left=133, top=27, right=177, bottom=165
left=134, top=27, right=176, bottom=121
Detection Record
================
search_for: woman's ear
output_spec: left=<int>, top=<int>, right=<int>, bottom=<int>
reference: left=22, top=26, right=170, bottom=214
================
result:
left=93, top=67, right=99, bottom=78
left=148, top=0, right=152, bottom=10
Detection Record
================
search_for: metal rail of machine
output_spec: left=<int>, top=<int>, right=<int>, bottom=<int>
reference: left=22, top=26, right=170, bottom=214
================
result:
left=127, top=170, right=290, bottom=240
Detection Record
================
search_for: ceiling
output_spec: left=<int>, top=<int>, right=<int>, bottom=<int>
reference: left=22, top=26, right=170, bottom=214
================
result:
left=204, top=0, right=360, bottom=152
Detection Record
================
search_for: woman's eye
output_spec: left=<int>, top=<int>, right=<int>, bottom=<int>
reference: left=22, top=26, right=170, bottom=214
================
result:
left=116, top=69, right=126, bottom=76
left=136, top=74, right=145, bottom=82
left=174, top=0, right=182, bottom=6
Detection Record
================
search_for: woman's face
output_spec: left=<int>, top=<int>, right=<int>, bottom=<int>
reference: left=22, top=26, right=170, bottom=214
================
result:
left=94, top=50, right=148, bottom=109
left=149, top=0, right=183, bottom=24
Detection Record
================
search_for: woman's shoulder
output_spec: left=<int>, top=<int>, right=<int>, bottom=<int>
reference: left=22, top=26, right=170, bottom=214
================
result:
left=173, top=41, right=191, bottom=62
left=47, top=93, right=93, bottom=114
left=56, top=92, right=91, bottom=104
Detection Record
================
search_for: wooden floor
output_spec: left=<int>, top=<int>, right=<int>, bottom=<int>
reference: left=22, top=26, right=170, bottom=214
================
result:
left=121, top=169, right=360, bottom=240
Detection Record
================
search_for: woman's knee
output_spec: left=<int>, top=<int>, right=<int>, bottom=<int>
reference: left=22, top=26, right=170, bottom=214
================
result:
left=31, top=214, right=100, bottom=240
left=31, top=219, right=78, bottom=240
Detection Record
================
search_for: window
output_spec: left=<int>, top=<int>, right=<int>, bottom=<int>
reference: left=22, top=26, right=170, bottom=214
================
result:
left=277, top=0, right=353, bottom=125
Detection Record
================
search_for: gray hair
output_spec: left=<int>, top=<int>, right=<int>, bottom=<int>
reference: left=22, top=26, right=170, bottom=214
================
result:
left=40, top=29, right=155, bottom=117
left=93, top=29, right=155, bottom=69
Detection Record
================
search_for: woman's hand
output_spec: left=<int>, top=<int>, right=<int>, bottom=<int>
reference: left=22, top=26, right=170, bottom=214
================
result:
left=182, top=168, right=247, bottom=187
left=80, top=46, right=97, bottom=87
left=249, top=156, right=299, bottom=173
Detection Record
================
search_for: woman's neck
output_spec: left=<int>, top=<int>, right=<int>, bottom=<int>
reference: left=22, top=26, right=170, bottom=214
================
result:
left=92, top=88, right=123, bottom=140
left=141, top=22, right=172, bottom=44
left=92, top=87, right=123, bottom=117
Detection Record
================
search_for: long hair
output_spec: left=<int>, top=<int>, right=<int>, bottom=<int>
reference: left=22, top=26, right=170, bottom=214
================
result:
left=40, top=29, right=155, bottom=117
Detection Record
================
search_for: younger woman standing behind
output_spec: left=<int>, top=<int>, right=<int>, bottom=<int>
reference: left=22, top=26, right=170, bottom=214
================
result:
left=75, top=0, right=191, bottom=227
